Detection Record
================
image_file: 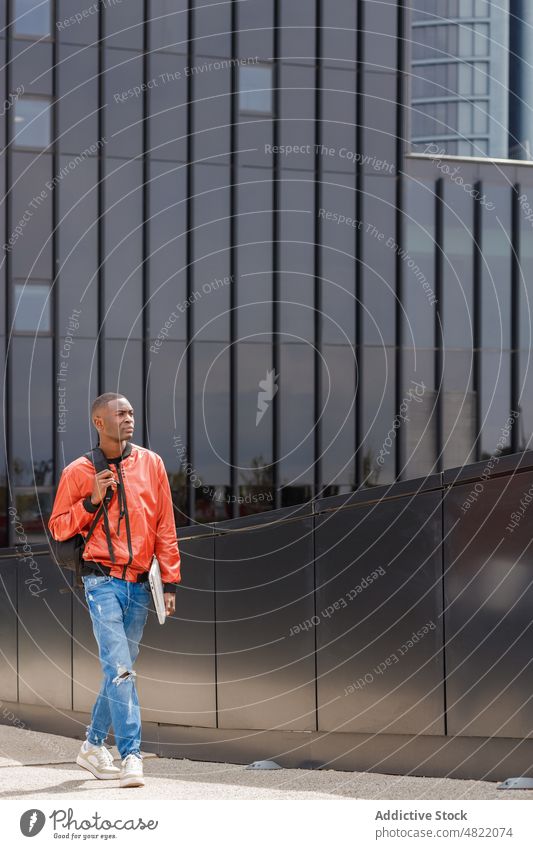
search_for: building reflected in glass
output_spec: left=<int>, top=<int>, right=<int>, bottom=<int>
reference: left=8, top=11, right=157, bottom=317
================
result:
left=2, top=0, right=533, bottom=551
left=411, top=0, right=533, bottom=159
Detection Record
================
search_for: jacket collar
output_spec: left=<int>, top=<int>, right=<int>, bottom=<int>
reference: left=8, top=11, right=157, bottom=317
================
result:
left=95, top=440, right=133, bottom=462
left=120, top=440, right=133, bottom=460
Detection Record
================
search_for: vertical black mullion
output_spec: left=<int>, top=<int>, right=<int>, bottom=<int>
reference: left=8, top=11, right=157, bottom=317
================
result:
left=143, top=2, right=149, bottom=448
left=4, top=0, right=12, bottom=510
left=396, top=0, right=405, bottom=480
left=313, top=0, right=321, bottom=502
left=50, top=0, right=68, bottom=702
left=51, top=0, right=58, bottom=484
left=440, top=473, right=447, bottom=735
left=5, top=0, right=16, bottom=698
left=435, top=178, right=443, bottom=472
left=229, top=1, right=237, bottom=517
left=354, top=0, right=363, bottom=490
left=187, top=2, right=194, bottom=521
left=97, top=0, right=105, bottom=407
left=311, top=0, right=322, bottom=735
left=473, top=183, right=481, bottom=463
left=5, top=1, right=12, bottom=520
left=511, top=183, right=520, bottom=453
left=272, top=0, right=280, bottom=509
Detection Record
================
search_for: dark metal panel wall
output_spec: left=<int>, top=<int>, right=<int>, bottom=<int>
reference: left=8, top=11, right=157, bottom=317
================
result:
left=0, top=559, right=18, bottom=702
left=215, top=509, right=316, bottom=730
left=443, top=450, right=533, bottom=486
left=18, top=556, right=72, bottom=710
left=316, top=490, right=444, bottom=735
left=72, top=574, right=102, bottom=715
left=444, top=470, right=533, bottom=738
left=14, top=453, right=533, bottom=756
left=138, top=533, right=216, bottom=727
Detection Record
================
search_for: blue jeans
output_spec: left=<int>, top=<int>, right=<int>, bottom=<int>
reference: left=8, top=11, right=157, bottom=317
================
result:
left=82, top=574, right=151, bottom=760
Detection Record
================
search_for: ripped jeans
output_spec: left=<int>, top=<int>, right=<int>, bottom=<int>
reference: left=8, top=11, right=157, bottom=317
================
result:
left=82, top=574, right=151, bottom=759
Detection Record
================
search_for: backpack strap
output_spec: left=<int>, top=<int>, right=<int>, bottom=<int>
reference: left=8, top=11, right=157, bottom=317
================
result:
left=84, top=445, right=113, bottom=477
left=83, top=447, right=116, bottom=560
left=73, top=447, right=117, bottom=588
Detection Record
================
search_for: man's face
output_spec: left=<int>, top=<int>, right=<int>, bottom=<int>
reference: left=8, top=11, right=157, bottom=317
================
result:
left=95, top=397, right=134, bottom=441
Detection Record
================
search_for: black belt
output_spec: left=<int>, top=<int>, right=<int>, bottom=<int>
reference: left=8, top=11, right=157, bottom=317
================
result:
left=82, top=561, right=149, bottom=583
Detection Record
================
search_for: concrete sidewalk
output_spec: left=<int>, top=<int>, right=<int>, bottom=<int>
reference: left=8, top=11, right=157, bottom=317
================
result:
left=0, top=725, right=531, bottom=800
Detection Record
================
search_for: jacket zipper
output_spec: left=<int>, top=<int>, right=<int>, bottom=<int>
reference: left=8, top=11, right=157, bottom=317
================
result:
left=116, top=462, right=134, bottom=579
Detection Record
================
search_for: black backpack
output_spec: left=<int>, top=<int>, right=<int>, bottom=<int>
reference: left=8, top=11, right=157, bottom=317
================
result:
left=47, top=446, right=117, bottom=593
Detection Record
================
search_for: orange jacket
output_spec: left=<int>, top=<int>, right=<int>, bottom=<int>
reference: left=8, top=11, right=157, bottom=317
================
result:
left=48, top=441, right=181, bottom=591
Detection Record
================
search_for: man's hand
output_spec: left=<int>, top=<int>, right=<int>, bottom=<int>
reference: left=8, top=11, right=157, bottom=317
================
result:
left=164, top=592, right=176, bottom=617
left=91, top=469, right=118, bottom=505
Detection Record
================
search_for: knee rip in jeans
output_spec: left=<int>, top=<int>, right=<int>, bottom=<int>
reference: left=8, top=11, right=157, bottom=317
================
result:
left=112, top=663, right=136, bottom=686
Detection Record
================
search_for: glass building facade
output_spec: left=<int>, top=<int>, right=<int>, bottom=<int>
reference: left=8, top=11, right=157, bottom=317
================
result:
left=410, top=0, right=509, bottom=157
left=2, top=0, right=533, bottom=550
left=410, top=0, right=533, bottom=159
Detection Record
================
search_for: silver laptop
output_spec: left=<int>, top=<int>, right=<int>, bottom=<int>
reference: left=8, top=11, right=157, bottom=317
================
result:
left=148, top=556, right=166, bottom=624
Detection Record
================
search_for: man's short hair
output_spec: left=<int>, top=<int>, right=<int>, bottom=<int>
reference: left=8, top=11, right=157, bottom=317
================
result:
left=91, top=392, right=126, bottom=421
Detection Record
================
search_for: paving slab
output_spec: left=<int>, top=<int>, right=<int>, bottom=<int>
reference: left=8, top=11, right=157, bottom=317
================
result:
left=0, top=726, right=532, bottom=801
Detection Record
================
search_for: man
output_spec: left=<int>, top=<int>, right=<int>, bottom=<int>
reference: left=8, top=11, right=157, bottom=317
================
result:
left=48, top=392, right=181, bottom=788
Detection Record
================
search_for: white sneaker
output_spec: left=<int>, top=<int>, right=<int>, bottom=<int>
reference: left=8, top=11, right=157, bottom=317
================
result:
left=120, top=753, right=145, bottom=788
left=76, top=742, right=120, bottom=779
